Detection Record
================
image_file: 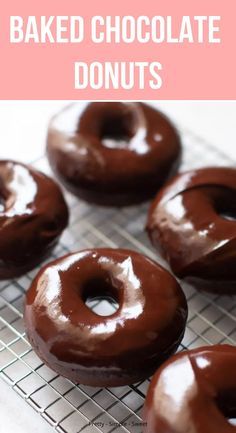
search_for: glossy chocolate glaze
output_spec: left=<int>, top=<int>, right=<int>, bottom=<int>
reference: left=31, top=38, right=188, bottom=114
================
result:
left=147, top=167, right=236, bottom=293
left=47, top=102, right=181, bottom=206
left=24, top=248, right=187, bottom=387
left=143, top=345, right=236, bottom=433
left=0, top=160, right=69, bottom=279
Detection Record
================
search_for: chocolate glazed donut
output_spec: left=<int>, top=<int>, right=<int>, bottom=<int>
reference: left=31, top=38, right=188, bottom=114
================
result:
left=47, top=102, right=181, bottom=206
left=143, top=345, right=236, bottom=433
left=0, top=160, right=69, bottom=279
left=147, top=167, right=236, bottom=293
left=24, top=248, right=187, bottom=387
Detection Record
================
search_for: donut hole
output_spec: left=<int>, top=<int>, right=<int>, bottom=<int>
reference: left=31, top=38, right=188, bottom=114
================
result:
left=82, top=277, right=119, bottom=316
left=0, top=182, right=7, bottom=212
left=228, top=419, right=236, bottom=425
left=100, top=111, right=136, bottom=143
left=214, top=189, right=236, bottom=221
left=0, top=196, right=5, bottom=212
left=218, top=210, right=236, bottom=221
left=216, top=391, right=236, bottom=425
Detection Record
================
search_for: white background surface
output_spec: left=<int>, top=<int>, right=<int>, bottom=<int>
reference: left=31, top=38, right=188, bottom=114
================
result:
left=0, top=100, right=235, bottom=433
left=0, top=101, right=235, bottom=162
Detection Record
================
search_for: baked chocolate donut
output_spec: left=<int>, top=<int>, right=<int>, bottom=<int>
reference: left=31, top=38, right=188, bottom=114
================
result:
left=24, top=248, right=187, bottom=387
left=0, top=160, right=69, bottom=279
left=47, top=102, right=181, bottom=206
left=143, top=345, right=236, bottom=433
left=147, top=167, right=236, bottom=293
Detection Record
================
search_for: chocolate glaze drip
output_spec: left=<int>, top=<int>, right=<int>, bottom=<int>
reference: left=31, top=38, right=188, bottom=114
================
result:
left=24, top=248, right=187, bottom=387
left=147, top=167, right=236, bottom=293
left=143, top=345, right=236, bottom=433
left=47, top=102, right=181, bottom=206
left=0, top=160, right=69, bottom=279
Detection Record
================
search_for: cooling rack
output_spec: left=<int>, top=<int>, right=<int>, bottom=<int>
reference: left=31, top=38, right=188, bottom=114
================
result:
left=0, top=126, right=235, bottom=433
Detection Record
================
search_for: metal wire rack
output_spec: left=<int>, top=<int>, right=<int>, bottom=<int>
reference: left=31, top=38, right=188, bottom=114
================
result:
left=0, top=125, right=236, bottom=433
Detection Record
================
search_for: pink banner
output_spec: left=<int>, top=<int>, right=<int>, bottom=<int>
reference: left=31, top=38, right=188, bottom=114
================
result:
left=0, top=0, right=235, bottom=99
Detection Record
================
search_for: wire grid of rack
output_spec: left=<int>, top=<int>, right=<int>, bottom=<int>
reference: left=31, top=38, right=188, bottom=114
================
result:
left=0, top=126, right=236, bottom=433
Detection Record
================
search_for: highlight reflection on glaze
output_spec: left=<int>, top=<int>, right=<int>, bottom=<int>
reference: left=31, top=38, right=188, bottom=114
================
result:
left=143, top=345, right=236, bottom=433
left=1, top=163, right=37, bottom=217
left=47, top=102, right=181, bottom=206
left=24, top=248, right=187, bottom=387
left=147, top=167, right=236, bottom=293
